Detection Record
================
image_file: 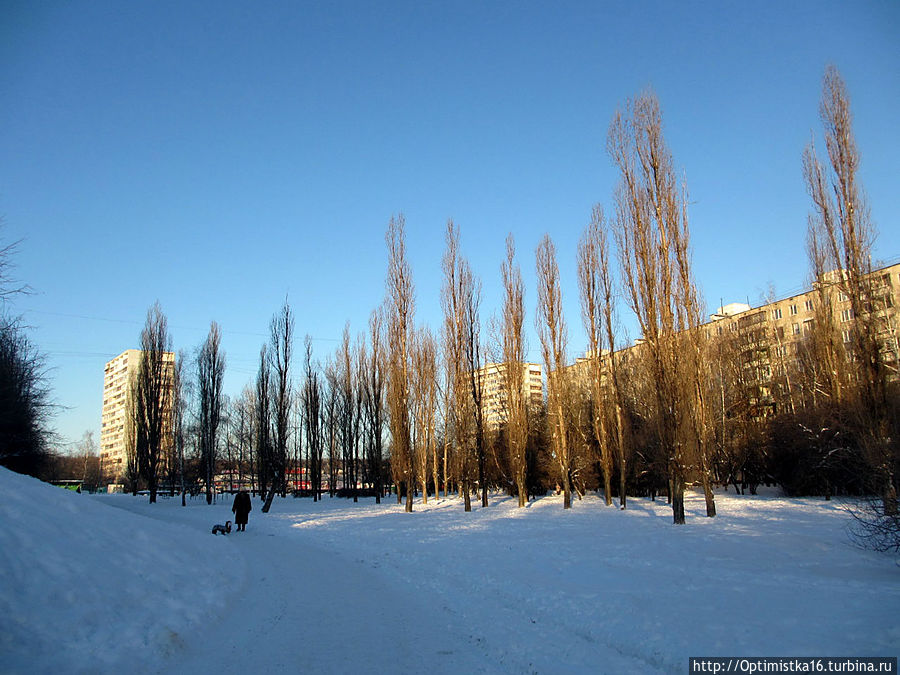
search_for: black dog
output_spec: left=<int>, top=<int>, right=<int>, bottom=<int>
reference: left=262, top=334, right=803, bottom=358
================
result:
left=211, top=520, right=232, bottom=535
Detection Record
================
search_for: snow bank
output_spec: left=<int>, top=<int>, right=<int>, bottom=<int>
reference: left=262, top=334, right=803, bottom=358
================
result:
left=0, top=468, right=242, bottom=673
left=1, top=468, right=897, bottom=674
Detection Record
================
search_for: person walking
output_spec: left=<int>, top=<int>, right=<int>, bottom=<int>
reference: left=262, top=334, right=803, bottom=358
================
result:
left=232, top=490, right=252, bottom=531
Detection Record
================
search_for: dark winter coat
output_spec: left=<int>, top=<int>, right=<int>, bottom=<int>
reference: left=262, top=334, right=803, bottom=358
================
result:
left=232, top=491, right=252, bottom=525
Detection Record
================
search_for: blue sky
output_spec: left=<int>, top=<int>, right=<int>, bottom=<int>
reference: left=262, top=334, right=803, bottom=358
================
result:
left=2, top=0, right=898, bottom=449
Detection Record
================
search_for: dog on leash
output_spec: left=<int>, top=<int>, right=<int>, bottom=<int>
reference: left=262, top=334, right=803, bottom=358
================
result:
left=211, top=520, right=232, bottom=535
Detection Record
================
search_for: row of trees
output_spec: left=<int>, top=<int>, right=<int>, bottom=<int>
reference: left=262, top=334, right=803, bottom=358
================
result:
left=51, top=67, right=897, bottom=544
left=372, top=66, right=898, bottom=528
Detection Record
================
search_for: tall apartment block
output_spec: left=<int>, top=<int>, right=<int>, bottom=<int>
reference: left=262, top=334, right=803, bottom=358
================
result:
left=477, top=362, right=544, bottom=430
left=100, top=349, right=175, bottom=484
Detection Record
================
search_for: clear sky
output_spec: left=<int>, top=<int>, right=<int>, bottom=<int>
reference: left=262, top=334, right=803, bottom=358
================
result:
left=2, top=0, right=898, bottom=450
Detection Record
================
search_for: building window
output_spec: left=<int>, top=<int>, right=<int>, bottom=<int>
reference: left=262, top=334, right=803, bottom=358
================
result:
left=839, top=292, right=849, bottom=302
left=840, top=308, right=853, bottom=322
left=792, top=323, right=801, bottom=335
left=790, top=304, right=797, bottom=316
left=773, top=308, right=782, bottom=320
left=804, top=299, right=814, bottom=312
left=841, top=329, right=852, bottom=343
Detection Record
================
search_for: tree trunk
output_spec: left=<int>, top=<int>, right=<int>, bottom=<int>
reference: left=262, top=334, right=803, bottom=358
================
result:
left=884, top=476, right=898, bottom=517
left=703, top=480, right=716, bottom=517
left=262, top=473, right=279, bottom=513
left=672, top=474, right=685, bottom=524
left=603, top=470, right=612, bottom=507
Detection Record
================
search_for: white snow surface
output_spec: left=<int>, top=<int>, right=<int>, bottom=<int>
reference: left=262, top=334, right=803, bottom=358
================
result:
left=1, top=467, right=898, bottom=674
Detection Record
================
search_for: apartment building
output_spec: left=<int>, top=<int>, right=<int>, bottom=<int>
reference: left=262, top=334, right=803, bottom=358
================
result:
left=706, top=262, right=899, bottom=410
left=476, top=362, right=543, bottom=430
left=565, top=261, right=900, bottom=412
left=100, top=349, right=175, bottom=483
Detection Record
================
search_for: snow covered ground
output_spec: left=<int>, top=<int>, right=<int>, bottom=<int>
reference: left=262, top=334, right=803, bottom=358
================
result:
left=1, top=467, right=898, bottom=674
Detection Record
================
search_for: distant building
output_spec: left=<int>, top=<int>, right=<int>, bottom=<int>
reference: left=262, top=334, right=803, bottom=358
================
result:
left=564, top=261, right=900, bottom=412
left=476, top=362, right=543, bottom=430
left=100, top=349, right=175, bottom=484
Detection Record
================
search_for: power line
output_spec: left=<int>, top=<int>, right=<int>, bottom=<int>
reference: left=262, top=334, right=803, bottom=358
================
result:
left=28, top=309, right=341, bottom=343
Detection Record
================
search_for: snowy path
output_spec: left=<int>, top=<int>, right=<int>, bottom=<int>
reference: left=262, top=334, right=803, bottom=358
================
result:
left=4, top=470, right=898, bottom=675
left=145, top=504, right=488, bottom=674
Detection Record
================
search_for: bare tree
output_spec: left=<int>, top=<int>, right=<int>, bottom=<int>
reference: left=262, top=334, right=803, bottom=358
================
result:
left=607, top=91, right=715, bottom=522
left=361, top=309, right=386, bottom=503
left=578, top=208, right=614, bottom=506
left=385, top=215, right=416, bottom=511
left=803, top=65, right=896, bottom=515
left=463, top=266, right=487, bottom=508
left=173, top=349, right=189, bottom=505
left=232, top=385, right=256, bottom=495
left=598, top=225, right=631, bottom=510
left=536, top=235, right=574, bottom=509
left=255, top=344, right=273, bottom=503
left=337, top=324, right=358, bottom=499
left=324, top=361, right=341, bottom=498
left=262, top=300, right=294, bottom=513
left=0, top=314, right=51, bottom=478
left=0, top=236, right=51, bottom=478
left=302, top=336, right=324, bottom=501
left=197, top=321, right=225, bottom=505
left=411, top=326, right=439, bottom=503
left=441, top=222, right=465, bottom=507
left=133, top=302, right=174, bottom=504
left=501, top=234, right=530, bottom=507
left=441, top=221, right=485, bottom=511
left=75, top=431, right=100, bottom=491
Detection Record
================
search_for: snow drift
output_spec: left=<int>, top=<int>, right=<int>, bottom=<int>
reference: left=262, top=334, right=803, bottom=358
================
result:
left=1, top=467, right=898, bottom=674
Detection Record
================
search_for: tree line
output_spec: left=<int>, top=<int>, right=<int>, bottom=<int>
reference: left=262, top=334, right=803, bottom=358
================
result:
left=7, top=67, right=898, bottom=543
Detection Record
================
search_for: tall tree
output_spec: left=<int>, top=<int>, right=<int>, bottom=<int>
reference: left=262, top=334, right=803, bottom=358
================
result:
left=173, top=349, right=189, bottom=505
left=463, top=264, right=487, bottom=508
left=597, top=216, right=631, bottom=510
left=501, top=234, right=529, bottom=507
left=324, top=361, right=341, bottom=498
left=338, top=324, right=358, bottom=499
left=385, top=215, right=415, bottom=512
left=578, top=208, right=614, bottom=506
left=262, top=300, right=294, bottom=513
left=233, top=385, right=256, bottom=495
left=608, top=90, right=715, bottom=522
left=133, top=302, right=174, bottom=504
left=255, top=344, right=273, bottom=504
left=411, top=326, right=438, bottom=503
left=361, top=309, right=386, bottom=504
left=536, top=235, right=574, bottom=509
left=803, top=65, right=897, bottom=515
left=441, top=221, right=483, bottom=511
left=302, top=336, right=323, bottom=501
left=197, top=321, right=225, bottom=505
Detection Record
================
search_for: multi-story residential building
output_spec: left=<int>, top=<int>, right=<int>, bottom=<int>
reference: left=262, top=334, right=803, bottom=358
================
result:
left=476, top=362, right=543, bottom=430
left=100, top=349, right=175, bottom=484
left=564, top=261, right=900, bottom=412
